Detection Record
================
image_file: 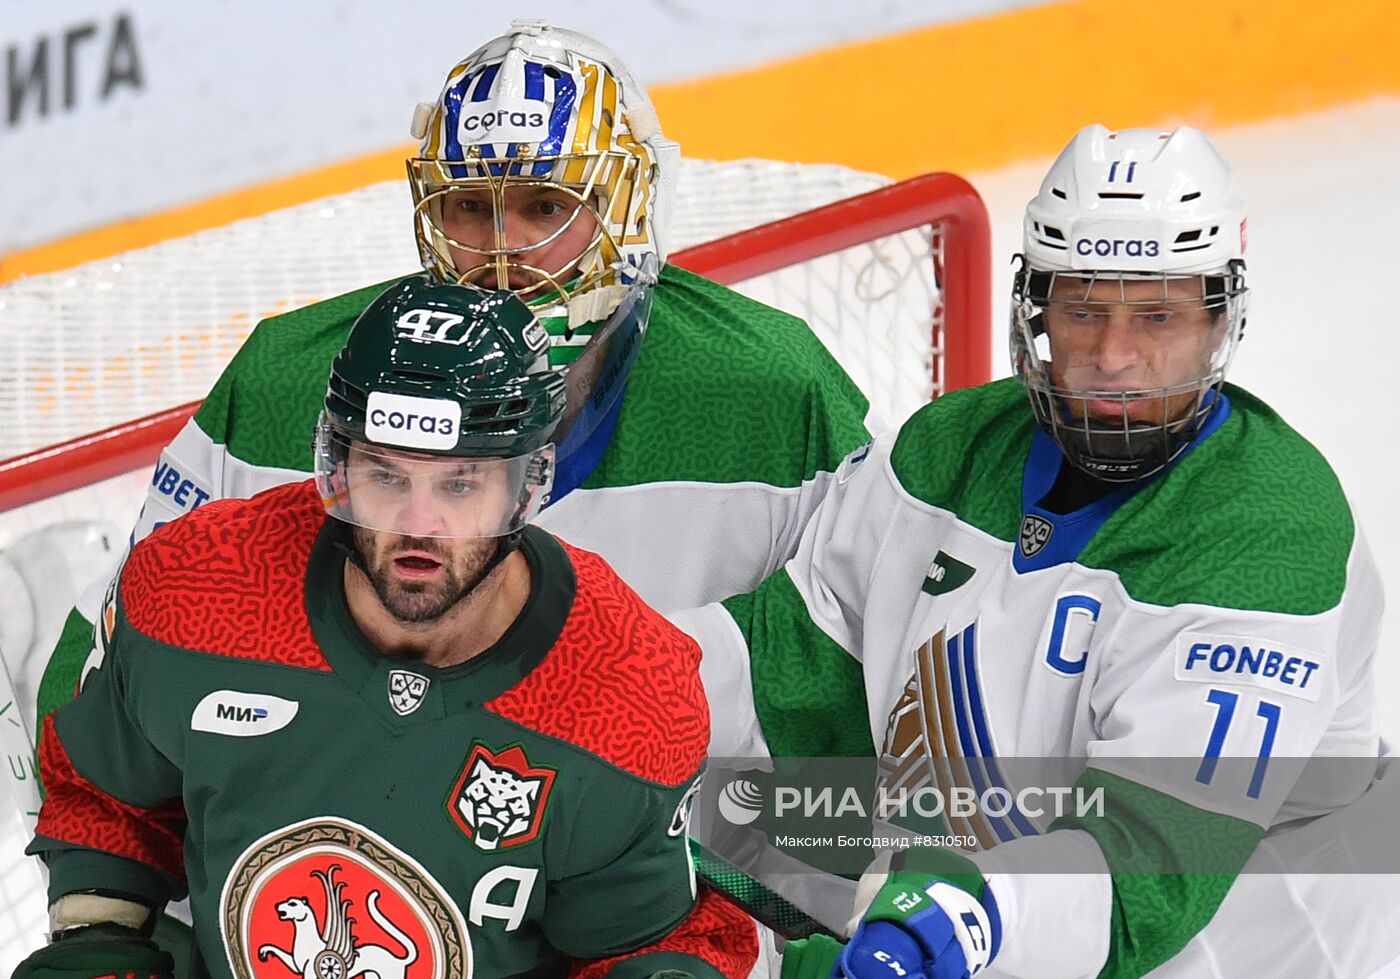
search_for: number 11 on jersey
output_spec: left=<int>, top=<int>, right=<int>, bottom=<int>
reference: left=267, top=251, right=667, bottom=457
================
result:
left=1195, top=688, right=1282, bottom=800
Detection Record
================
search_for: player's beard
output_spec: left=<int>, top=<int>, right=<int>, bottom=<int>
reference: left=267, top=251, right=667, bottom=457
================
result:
left=349, top=526, right=500, bottom=624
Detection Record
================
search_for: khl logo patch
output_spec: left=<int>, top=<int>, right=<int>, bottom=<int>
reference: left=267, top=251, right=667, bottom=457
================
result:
left=1019, top=514, right=1054, bottom=558
left=387, top=670, right=430, bottom=716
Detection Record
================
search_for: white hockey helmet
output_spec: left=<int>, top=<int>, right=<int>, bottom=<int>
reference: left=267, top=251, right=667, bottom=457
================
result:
left=407, top=19, right=679, bottom=336
left=1012, top=125, right=1249, bottom=482
left=1023, top=124, right=1247, bottom=275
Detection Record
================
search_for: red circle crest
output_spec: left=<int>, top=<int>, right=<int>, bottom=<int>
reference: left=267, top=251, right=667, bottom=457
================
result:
left=220, top=817, right=471, bottom=979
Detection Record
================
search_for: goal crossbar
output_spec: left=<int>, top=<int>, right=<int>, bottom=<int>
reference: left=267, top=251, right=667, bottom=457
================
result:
left=0, top=171, right=990, bottom=515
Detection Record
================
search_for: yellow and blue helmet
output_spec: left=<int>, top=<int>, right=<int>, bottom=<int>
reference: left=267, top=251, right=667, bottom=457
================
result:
left=407, top=19, right=678, bottom=346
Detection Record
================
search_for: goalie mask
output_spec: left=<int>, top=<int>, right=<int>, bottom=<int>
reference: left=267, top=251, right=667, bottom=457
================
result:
left=407, top=20, right=676, bottom=337
left=315, top=277, right=566, bottom=539
left=1011, top=124, right=1249, bottom=482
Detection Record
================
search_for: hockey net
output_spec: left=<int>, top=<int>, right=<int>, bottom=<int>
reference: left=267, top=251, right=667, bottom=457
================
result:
left=0, top=158, right=990, bottom=964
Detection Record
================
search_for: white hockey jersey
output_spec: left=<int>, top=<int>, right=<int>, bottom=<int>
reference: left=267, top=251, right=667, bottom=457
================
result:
left=680, top=378, right=1390, bottom=978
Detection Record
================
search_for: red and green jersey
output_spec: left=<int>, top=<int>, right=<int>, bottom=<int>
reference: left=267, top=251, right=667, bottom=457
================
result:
left=29, top=481, right=757, bottom=979
left=40, top=264, right=871, bottom=744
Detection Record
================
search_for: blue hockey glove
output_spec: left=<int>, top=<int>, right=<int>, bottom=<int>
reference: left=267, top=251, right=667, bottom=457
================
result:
left=11, top=922, right=174, bottom=979
left=836, top=870, right=1001, bottom=979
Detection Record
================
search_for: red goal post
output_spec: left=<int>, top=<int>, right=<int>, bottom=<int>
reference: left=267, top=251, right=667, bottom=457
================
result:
left=0, top=170, right=991, bottom=515
left=0, top=166, right=990, bottom=963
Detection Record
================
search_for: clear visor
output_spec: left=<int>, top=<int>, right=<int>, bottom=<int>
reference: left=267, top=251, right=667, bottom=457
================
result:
left=407, top=152, right=639, bottom=304
left=552, top=262, right=654, bottom=459
left=314, top=425, right=554, bottom=539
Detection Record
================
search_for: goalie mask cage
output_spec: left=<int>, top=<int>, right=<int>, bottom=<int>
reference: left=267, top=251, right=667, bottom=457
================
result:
left=0, top=158, right=990, bottom=966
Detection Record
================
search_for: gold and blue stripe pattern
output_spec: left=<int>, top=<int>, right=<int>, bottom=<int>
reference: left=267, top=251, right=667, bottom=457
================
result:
left=879, top=621, right=1045, bottom=850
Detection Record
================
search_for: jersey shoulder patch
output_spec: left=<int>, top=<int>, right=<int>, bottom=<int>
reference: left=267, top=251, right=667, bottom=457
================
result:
left=121, top=481, right=329, bottom=670
left=486, top=541, right=707, bottom=786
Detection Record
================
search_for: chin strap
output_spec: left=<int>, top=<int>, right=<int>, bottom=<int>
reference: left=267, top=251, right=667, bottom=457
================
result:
left=457, top=531, right=522, bottom=601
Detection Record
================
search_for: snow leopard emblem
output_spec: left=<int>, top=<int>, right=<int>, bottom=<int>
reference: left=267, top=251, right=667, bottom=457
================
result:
left=387, top=670, right=429, bottom=716
left=447, top=743, right=557, bottom=851
left=1019, top=514, right=1053, bottom=558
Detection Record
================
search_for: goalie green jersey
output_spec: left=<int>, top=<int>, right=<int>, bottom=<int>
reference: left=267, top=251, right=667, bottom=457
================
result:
left=39, top=265, right=870, bottom=724
left=29, top=481, right=756, bottom=979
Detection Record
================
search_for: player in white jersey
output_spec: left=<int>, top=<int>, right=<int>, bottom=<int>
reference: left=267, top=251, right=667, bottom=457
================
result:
left=677, top=125, right=1396, bottom=977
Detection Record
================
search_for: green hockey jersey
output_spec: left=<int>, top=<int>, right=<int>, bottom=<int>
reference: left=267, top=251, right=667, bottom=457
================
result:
left=29, top=481, right=757, bottom=979
left=39, top=265, right=870, bottom=730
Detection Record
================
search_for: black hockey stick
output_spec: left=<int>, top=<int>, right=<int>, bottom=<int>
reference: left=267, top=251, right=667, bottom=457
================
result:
left=690, top=838, right=839, bottom=942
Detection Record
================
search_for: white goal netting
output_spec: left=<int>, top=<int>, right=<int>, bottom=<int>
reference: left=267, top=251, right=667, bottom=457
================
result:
left=0, top=157, right=988, bottom=968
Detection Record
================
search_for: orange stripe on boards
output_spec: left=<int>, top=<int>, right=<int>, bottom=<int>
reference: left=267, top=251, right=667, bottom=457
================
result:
left=648, top=0, right=1400, bottom=179
left=5, top=0, right=1398, bottom=282
left=0, top=143, right=416, bottom=285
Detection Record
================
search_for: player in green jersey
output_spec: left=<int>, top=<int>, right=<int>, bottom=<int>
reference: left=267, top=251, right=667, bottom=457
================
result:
left=31, top=21, right=871, bottom=954
left=40, top=16, right=868, bottom=795
left=15, top=281, right=757, bottom=979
